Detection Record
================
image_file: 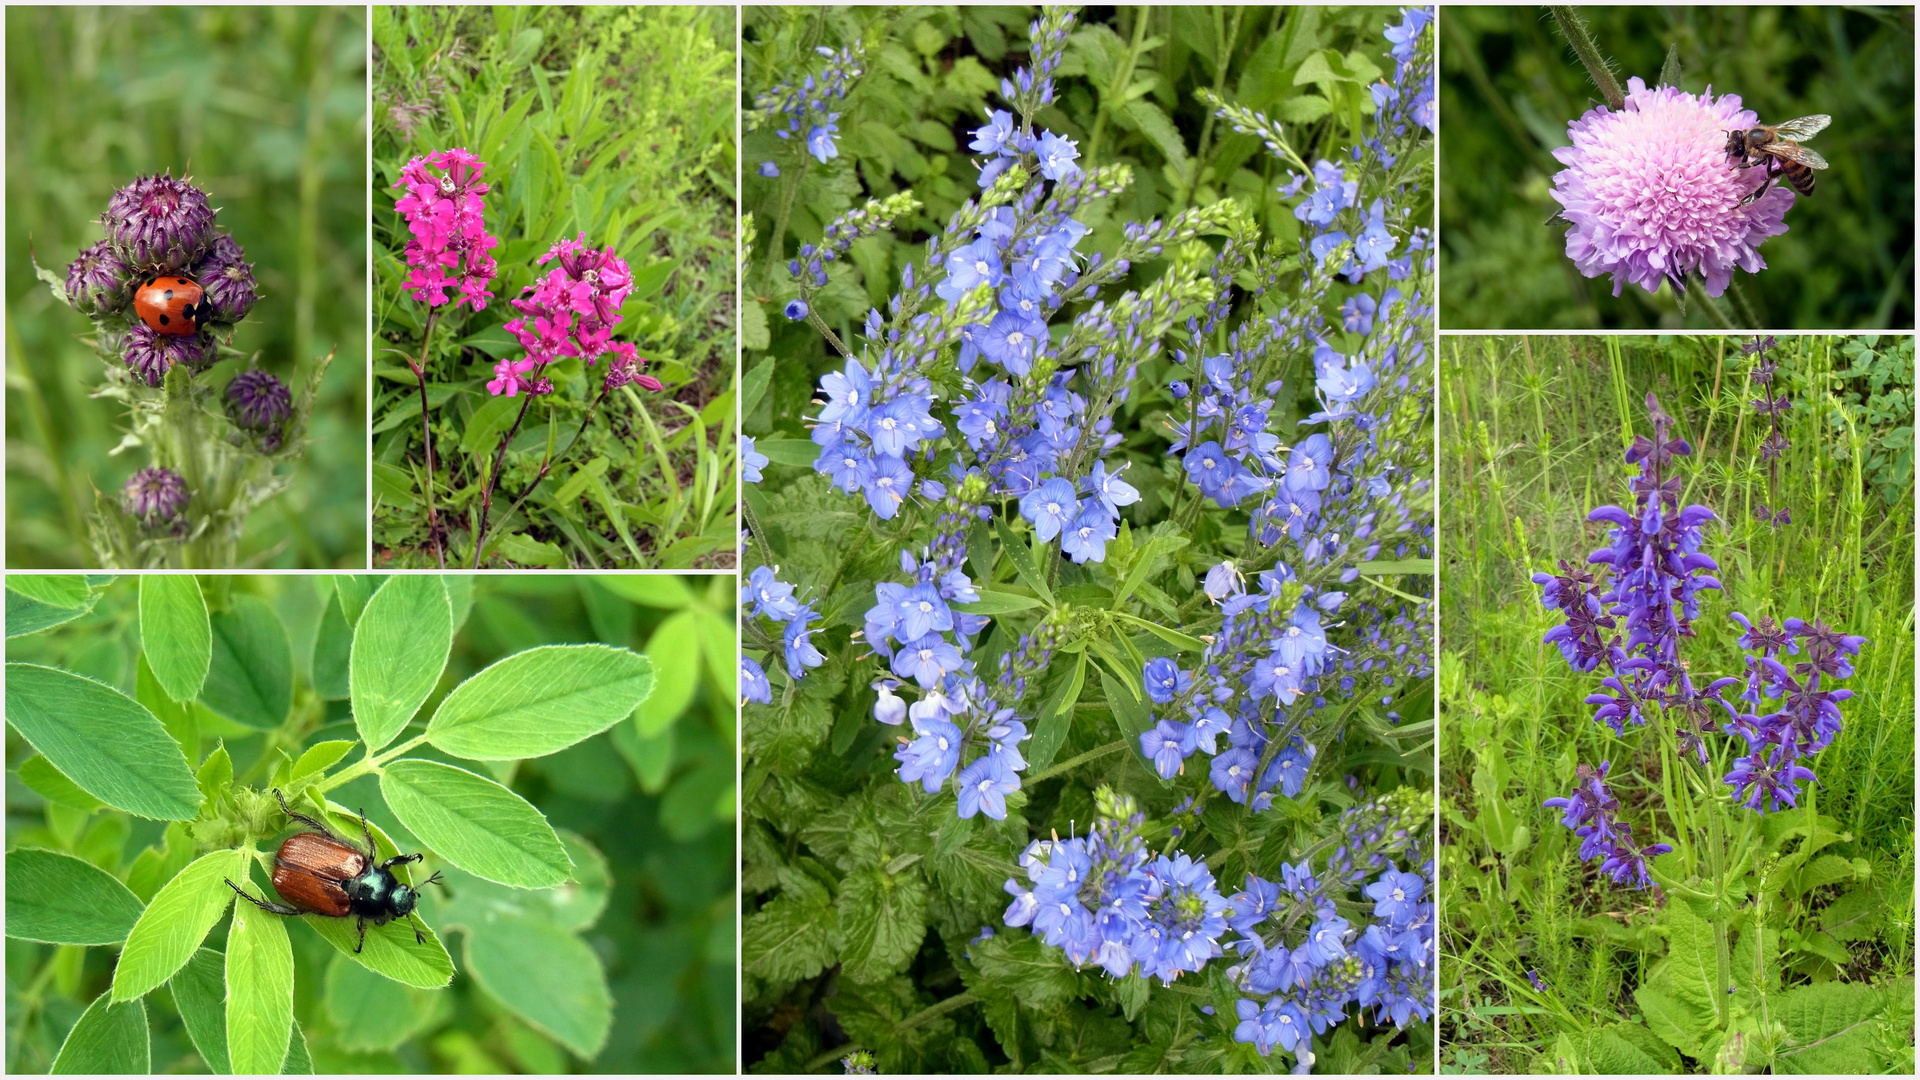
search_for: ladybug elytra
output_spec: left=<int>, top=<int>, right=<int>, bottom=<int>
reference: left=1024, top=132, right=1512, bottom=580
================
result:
left=133, top=274, right=207, bottom=335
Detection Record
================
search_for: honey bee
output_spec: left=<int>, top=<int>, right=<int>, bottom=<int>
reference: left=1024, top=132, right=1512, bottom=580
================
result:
left=1726, top=115, right=1831, bottom=206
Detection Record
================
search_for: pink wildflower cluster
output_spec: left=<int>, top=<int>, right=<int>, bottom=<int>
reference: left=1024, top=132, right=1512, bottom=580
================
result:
left=393, top=148, right=500, bottom=312
left=492, top=233, right=665, bottom=397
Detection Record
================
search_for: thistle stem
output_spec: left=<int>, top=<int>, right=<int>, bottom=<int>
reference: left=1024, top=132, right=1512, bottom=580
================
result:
left=1549, top=7, right=1625, bottom=112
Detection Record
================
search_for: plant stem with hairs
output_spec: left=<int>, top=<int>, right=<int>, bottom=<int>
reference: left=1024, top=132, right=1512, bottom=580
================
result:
left=1550, top=6, right=1625, bottom=111
left=471, top=379, right=614, bottom=567
left=407, top=309, right=443, bottom=567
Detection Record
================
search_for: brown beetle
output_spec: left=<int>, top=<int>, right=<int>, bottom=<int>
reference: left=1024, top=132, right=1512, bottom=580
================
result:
left=225, top=789, right=440, bottom=952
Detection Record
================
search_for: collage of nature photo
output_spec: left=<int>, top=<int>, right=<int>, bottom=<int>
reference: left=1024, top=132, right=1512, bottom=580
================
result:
left=4, top=1, right=1920, bottom=1078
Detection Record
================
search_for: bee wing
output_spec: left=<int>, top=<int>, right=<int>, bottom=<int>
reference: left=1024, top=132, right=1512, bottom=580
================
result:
left=1772, top=115, right=1831, bottom=140
left=1769, top=143, right=1829, bottom=169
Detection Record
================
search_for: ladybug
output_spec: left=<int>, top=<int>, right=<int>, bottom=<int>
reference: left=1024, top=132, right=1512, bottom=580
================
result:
left=133, top=273, right=207, bottom=335
left=225, top=788, right=440, bottom=953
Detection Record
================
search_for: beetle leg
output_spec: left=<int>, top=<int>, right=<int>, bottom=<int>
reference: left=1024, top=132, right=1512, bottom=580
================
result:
left=379, top=852, right=423, bottom=871
left=354, top=917, right=367, bottom=954
left=408, top=913, right=427, bottom=944
left=273, top=788, right=337, bottom=840
left=226, top=878, right=304, bottom=917
left=357, top=809, right=378, bottom=860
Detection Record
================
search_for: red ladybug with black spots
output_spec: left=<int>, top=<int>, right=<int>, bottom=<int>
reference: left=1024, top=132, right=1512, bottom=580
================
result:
left=133, top=273, right=207, bottom=335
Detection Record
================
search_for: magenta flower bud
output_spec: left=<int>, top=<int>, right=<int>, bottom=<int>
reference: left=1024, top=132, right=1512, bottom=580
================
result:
left=226, top=369, right=291, bottom=438
left=102, top=171, right=218, bottom=272
left=65, top=239, right=132, bottom=316
left=191, top=234, right=258, bottom=322
left=122, top=466, right=190, bottom=525
left=123, top=324, right=211, bottom=386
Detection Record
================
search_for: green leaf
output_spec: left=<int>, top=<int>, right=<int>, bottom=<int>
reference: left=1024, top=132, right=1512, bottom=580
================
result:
left=593, top=574, right=692, bottom=608
left=743, top=872, right=836, bottom=984
left=462, top=911, right=612, bottom=1058
left=1114, top=611, right=1207, bottom=652
left=351, top=575, right=453, bottom=752
left=51, top=992, right=148, bottom=1074
left=310, top=596, right=352, bottom=700
left=226, top=892, right=294, bottom=1075
left=112, top=848, right=249, bottom=1001
left=333, top=575, right=377, bottom=626
left=168, top=948, right=231, bottom=1074
left=323, top=951, right=437, bottom=1053
left=201, top=595, right=293, bottom=729
left=6, top=586, right=99, bottom=637
left=1120, top=99, right=1189, bottom=171
left=1355, top=557, right=1435, bottom=575
left=993, top=517, right=1054, bottom=606
left=427, top=644, right=654, bottom=760
left=755, top=437, right=820, bottom=467
left=461, top=394, right=524, bottom=455
left=1026, top=653, right=1086, bottom=773
left=1578, top=1023, right=1680, bottom=1073
left=284, top=1021, right=312, bottom=1074
left=139, top=575, right=211, bottom=702
left=6, top=848, right=146, bottom=944
left=635, top=612, right=699, bottom=736
left=1820, top=888, right=1883, bottom=942
left=196, top=743, right=232, bottom=808
left=835, top=864, right=927, bottom=983
left=9, top=574, right=93, bottom=608
left=969, top=932, right=1081, bottom=1010
left=17, top=753, right=106, bottom=811
left=952, top=589, right=1045, bottom=615
left=5, top=663, right=200, bottom=820
left=1097, top=661, right=1153, bottom=746
left=1661, top=897, right=1718, bottom=1013
left=381, top=759, right=573, bottom=887
left=291, top=740, right=356, bottom=781
left=1633, top=985, right=1705, bottom=1057
left=1773, top=981, right=1890, bottom=1074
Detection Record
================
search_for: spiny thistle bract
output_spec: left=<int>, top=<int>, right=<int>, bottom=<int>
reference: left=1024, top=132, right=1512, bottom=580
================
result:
left=33, top=169, right=332, bottom=568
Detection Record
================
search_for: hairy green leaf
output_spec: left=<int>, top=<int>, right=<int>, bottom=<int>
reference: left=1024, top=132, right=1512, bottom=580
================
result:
left=427, top=643, right=654, bottom=759
left=225, top=894, right=294, bottom=1075
left=112, top=848, right=248, bottom=1001
left=139, top=574, right=211, bottom=702
left=6, top=848, right=145, bottom=945
left=5, top=663, right=200, bottom=820
left=168, top=948, right=231, bottom=1073
left=201, top=595, right=293, bottom=729
left=51, top=992, right=148, bottom=1074
left=462, top=911, right=613, bottom=1058
left=381, top=759, right=572, bottom=887
left=351, top=575, right=453, bottom=751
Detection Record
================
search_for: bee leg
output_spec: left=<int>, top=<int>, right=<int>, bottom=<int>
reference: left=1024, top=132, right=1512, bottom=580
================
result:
left=226, top=878, right=304, bottom=917
left=274, top=788, right=338, bottom=840
left=354, top=917, right=368, bottom=954
left=1740, top=167, right=1777, bottom=207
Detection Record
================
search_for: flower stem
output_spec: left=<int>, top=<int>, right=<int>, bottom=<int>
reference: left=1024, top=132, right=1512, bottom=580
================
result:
left=470, top=384, right=542, bottom=567
left=1549, top=7, right=1625, bottom=112
left=473, top=382, right=613, bottom=567
left=409, top=308, right=444, bottom=568
left=1027, top=738, right=1129, bottom=784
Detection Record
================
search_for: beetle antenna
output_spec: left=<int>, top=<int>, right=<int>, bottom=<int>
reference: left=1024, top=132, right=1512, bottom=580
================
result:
left=420, top=870, right=445, bottom=888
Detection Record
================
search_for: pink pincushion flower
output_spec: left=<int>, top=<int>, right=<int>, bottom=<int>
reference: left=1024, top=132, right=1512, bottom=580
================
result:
left=393, top=148, right=500, bottom=312
left=1551, top=77, right=1792, bottom=298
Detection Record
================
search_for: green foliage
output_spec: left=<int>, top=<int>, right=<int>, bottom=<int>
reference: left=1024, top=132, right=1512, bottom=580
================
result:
left=1440, top=7, right=1914, bottom=329
left=1829, top=336, right=1915, bottom=506
left=1438, top=335, right=1915, bottom=1073
left=5, top=7, right=368, bottom=567
left=6, top=573, right=737, bottom=1072
left=371, top=5, right=738, bottom=569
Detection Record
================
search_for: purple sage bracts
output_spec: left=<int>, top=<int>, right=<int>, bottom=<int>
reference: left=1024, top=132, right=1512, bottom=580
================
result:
left=122, top=324, right=212, bottom=387
left=192, top=233, right=259, bottom=322
left=101, top=170, right=217, bottom=272
left=226, top=369, right=292, bottom=434
left=65, top=238, right=132, bottom=316
left=122, top=466, right=190, bottom=525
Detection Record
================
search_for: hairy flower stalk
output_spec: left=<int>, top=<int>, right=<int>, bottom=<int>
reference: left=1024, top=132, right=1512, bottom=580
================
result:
left=34, top=171, right=327, bottom=567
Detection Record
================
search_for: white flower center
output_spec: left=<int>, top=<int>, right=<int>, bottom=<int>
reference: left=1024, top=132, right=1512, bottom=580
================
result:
left=918, top=602, right=933, bottom=613
left=1392, top=887, right=1405, bottom=901
left=974, top=260, right=990, bottom=275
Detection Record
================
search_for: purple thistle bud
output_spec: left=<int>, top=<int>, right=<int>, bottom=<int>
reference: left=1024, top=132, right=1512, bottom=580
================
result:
left=225, top=369, right=292, bottom=439
left=122, top=466, right=190, bottom=525
left=102, top=171, right=218, bottom=272
left=191, top=234, right=258, bottom=322
left=122, top=324, right=211, bottom=386
left=65, top=238, right=132, bottom=316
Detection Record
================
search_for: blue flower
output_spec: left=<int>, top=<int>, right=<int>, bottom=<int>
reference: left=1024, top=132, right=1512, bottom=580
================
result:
left=970, top=109, right=1018, bottom=155
left=1083, top=460, right=1139, bottom=517
left=819, top=359, right=874, bottom=426
left=1191, top=707, right=1232, bottom=754
left=1060, top=502, right=1116, bottom=563
left=864, top=454, right=914, bottom=519
left=1264, top=739, right=1311, bottom=798
left=1353, top=199, right=1397, bottom=272
left=740, top=654, right=771, bottom=704
left=955, top=394, right=1007, bottom=449
left=892, top=633, right=964, bottom=687
left=1140, top=719, right=1195, bottom=779
left=743, top=565, right=802, bottom=621
left=938, top=238, right=1004, bottom=302
left=1019, top=477, right=1079, bottom=543
left=872, top=682, right=907, bottom=725
left=1285, top=434, right=1335, bottom=492
left=806, top=114, right=840, bottom=163
left=893, top=582, right=954, bottom=641
left=757, top=160, right=780, bottom=178
left=1143, top=657, right=1191, bottom=704
left=1317, top=359, right=1376, bottom=405
left=783, top=615, right=825, bottom=677
left=1304, top=914, right=1351, bottom=966
left=1203, top=561, right=1244, bottom=602
left=896, top=712, right=963, bottom=793
left=819, top=443, right=874, bottom=494
left=1183, top=441, right=1235, bottom=499
left=783, top=299, right=809, bottom=320
left=1340, top=292, right=1377, bottom=335
left=957, top=756, right=1021, bottom=820
left=742, top=435, right=769, bottom=483
left=1363, top=866, right=1425, bottom=925
left=978, top=309, right=1046, bottom=376
left=1033, top=130, right=1081, bottom=181
left=1211, top=747, right=1259, bottom=803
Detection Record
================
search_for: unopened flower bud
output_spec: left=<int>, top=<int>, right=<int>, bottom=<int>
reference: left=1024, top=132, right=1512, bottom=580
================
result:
left=122, top=324, right=211, bottom=386
left=226, top=369, right=291, bottom=440
left=66, top=239, right=132, bottom=316
left=123, top=466, right=190, bottom=525
left=102, top=171, right=217, bottom=272
left=191, top=234, right=258, bottom=322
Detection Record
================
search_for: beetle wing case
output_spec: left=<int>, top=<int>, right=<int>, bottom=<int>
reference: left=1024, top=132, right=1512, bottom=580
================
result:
left=271, top=832, right=365, bottom=917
